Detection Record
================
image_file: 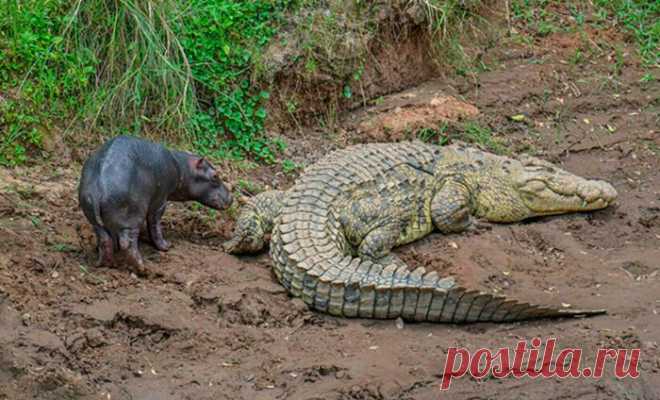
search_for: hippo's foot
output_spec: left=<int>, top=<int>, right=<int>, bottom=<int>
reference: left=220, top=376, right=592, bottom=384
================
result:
left=118, top=228, right=149, bottom=276
left=94, top=226, right=115, bottom=267
left=125, top=251, right=148, bottom=276
left=95, top=251, right=114, bottom=268
left=152, top=238, right=171, bottom=252
left=147, top=216, right=170, bottom=251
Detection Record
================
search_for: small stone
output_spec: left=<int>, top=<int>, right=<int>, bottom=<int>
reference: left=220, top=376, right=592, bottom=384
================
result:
left=335, top=370, right=347, bottom=379
left=85, top=328, right=106, bottom=348
left=369, top=345, right=379, bottom=350
left=395, top=317, right=404, bottom=330
left=561, top=303, right=571, bottom=308
left=448, top=241, right=458, bottom=249
left=66, top=332, right=86, bottom=352
left=133, top=370, right=143, bottom=377
left=51, top=271, right=59, bottom=279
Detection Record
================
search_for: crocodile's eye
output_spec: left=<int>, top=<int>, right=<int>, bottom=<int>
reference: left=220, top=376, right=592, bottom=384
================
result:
left=522, top=180, right=546, bottom=193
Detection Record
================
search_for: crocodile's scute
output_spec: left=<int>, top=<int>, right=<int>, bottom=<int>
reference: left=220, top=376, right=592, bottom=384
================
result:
left=228, top=141, right=617, bottom=322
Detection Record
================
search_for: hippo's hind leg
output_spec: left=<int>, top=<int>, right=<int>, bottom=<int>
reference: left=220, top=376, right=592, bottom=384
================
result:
left=118, top=227, right=145, bottom=274
left=147, top=203, right=170, bottom=251
left=93, top=225, right=114, bottom=267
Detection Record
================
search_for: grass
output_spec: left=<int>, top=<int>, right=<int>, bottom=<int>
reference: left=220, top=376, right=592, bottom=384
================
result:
left=460, top=121, right=508, bottom=155
left=594, top=0, right=659, bottom=66
left=510, top=0, right=659, bottom=67
left=414, top=120, right=506, bottom=155
left=1, top=0, right=296, bottom=166
left=1, top=0, right=655, bottom=169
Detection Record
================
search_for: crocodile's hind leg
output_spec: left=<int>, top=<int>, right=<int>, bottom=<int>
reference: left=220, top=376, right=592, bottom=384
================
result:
left=357, top=222, right=402, bottom=260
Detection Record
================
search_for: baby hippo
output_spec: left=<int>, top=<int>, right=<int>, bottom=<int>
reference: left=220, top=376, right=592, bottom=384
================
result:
left=79, top=135, right=232, bottom=272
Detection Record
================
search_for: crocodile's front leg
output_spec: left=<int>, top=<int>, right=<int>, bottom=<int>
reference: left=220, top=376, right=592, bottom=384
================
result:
left=339, top=194, right=403, bottom=260
left=431, top=179, right=474, bottom=233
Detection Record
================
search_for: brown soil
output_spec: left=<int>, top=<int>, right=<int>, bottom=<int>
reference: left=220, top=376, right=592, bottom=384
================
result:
left=1, top=4, right=659, bottom=400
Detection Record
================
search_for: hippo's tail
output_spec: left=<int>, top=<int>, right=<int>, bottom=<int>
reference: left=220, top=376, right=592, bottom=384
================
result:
left=78, top=183, right=104, bottom=228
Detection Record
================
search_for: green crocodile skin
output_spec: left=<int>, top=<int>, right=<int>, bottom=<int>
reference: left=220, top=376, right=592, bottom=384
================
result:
left=227, top=141, right=617, bottom=322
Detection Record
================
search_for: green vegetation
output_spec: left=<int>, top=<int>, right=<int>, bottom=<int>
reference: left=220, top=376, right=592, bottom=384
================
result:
left=0, top=0, right=295, bottom=166
left=417, top=125, right=450, bottom=145
left=414, top=120, right=506, bottom=155
left=459, top=121, right=507, bottom=155
left=594, top=0, right=659, bottom=66
left=511, top=0, right=659, bottom=66
left=1, top=0, right=655, bottom=168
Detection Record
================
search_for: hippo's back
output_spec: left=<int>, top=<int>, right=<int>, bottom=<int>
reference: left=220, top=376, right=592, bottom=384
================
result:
left=78, top=136, right=177, bottom=226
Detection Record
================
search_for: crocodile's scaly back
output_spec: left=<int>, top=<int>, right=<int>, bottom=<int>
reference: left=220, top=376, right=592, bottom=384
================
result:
left=268, top=142, right=606, bottom=322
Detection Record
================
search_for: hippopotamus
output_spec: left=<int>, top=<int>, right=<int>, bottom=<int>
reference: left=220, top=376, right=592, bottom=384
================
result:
left=78, top=135, right=232, bottom=272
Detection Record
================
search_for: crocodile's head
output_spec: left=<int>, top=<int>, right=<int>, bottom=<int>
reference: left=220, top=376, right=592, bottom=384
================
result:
left=474, top=155, right=617, bottom=222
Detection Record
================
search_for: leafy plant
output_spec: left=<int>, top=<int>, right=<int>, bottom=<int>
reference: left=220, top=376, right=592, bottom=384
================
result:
left=459, top=121, right=507, bottom=154
left=594, top=0, right=659, bottom=66
left=417, top=125, right=449, bottom=145
left=0, top=0, right=296, bottom=166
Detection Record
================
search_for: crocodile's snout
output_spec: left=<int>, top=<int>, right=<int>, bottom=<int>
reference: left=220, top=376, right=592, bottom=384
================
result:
left=512, top=163, right=617, bottom=217
left=579, top=180, right=617, bottom=206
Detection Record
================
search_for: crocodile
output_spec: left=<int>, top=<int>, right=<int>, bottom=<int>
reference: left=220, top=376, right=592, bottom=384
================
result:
left=224, top=142, right=617, bottom=322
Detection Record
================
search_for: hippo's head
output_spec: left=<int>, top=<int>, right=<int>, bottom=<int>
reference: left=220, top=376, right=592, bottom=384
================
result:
left=173, top=153, right=233, bottom=210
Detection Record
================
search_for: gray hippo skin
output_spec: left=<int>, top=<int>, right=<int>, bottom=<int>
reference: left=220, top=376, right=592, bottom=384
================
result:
left=79, top=135, right=232, bottom=272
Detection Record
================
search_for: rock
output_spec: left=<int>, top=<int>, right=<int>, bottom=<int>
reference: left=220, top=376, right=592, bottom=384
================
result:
left=66, top=332, right=86, bottom=353
left=335, top=370, right=349, bottom=380
left=85, top=328, right=107, bottom=348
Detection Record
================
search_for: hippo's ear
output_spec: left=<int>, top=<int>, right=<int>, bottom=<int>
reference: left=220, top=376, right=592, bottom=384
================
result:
left=195, top=157, right=212, bottom=171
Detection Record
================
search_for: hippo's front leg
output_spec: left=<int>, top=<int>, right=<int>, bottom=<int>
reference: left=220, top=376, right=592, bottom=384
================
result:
left=147, top=203, right=170, bottom=251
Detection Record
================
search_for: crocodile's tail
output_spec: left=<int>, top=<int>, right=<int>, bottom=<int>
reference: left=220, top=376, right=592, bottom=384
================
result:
left=270, top=238, right=605, bottom=322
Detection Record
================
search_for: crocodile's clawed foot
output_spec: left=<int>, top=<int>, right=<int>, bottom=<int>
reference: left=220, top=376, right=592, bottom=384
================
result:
left=467, top=219, right=494, bottom=233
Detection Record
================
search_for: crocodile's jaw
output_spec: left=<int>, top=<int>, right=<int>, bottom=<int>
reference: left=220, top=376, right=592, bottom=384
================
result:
left=473, top=158, right=617, bottom=222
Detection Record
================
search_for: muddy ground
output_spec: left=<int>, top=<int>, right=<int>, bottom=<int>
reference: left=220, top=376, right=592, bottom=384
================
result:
left=1, top=5, right=659, bottom=400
